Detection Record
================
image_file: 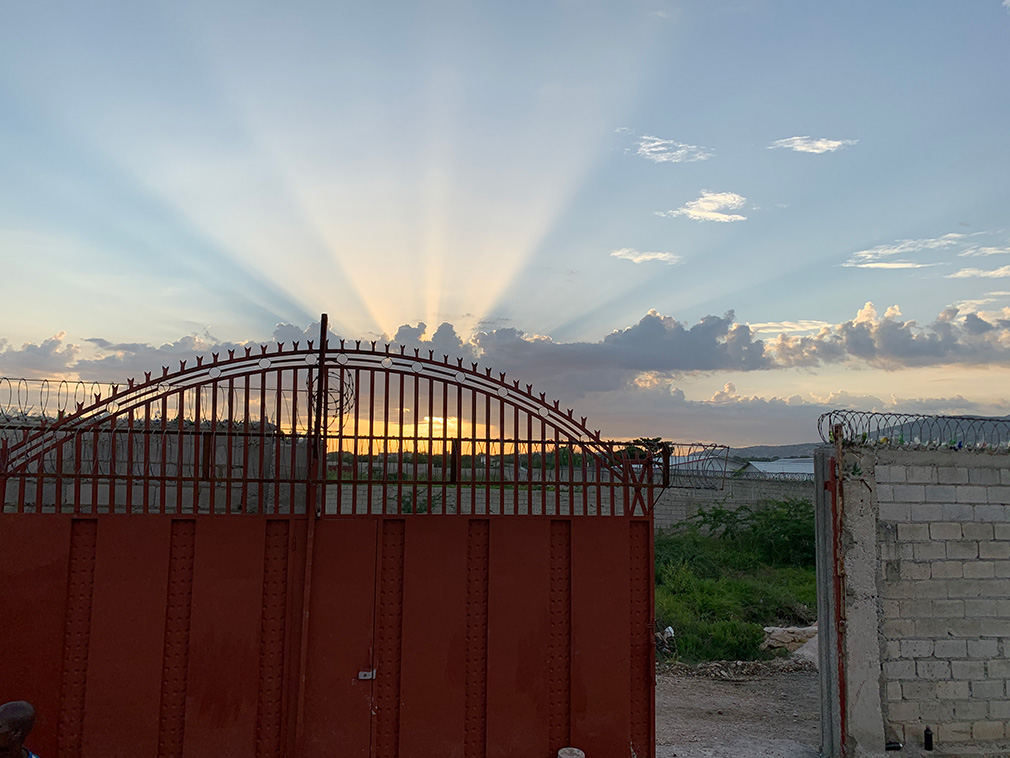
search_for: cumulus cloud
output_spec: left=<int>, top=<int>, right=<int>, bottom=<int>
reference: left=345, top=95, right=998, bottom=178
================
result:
left=0, top=333, right=80, bottom=377
left=636, top=134, right=713, bottom=163
left=610, top=248, right=683, bottom=265
left=768, top=136, right=858, bottom=154
left=657, top=191, right=747, bottom=223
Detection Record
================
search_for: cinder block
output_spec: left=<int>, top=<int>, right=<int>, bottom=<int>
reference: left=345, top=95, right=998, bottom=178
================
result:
left=914, top=542, right=947, bottom=561
left=877, top=465, right=905, bottom=483
left=947, top=541, right=979, bottom=559
left=989, top=659, right=1010, bottom=677
left=972, top=720, right=1005, bottom=741
left=916, top=580, right=950, bottom=599
left=920, top=701, right=955, bottom=722
left=971, top=679, right=1005, bottom=700
left=885, top=640, right=901, bottom=660
left=931, top=522, right=963, bottom=540
left=994, top=523, right=1010, bottom=540
left=885, top=659, right=917, bottom=679
left=886, top=681, right=903, bottom=701
left=900, top=599, right=934, bottom=619
left=967, top=639, right=999, bottom=658
left=917, top=659, right=952, bottom=679
left=934, top=599, right=965, bottom=617
left=876, top=483, right=895, bottom=502
left=933, top=639, right=968, bottom=658
left=900, top=639, right=934, bottom=658
left=894, top=484, right=926, bottom=502
left=993, top=561, right=1010, bottom=577
left=938, top=722, right=972, bottom=742
left=946, top=580, right=984, bottom=599
left=884, top=619, right=916, bottom=639
left=989, top=699, right=1010, bottom=719
left=932, top=561, right=964, bottom=579
left=879, top=502, right=911, bottom=522
left=979, top=619, right=1010, bottom=636
left=883, top=599, right=901, bottom=618
left=965, top=598, right=998, bottom=617
left=901, top=681, right=937, bottom=700
left=964, top=561, right=996, bottom=579
left=957, top=486, right=989, bottom=504
left=975, top=504, right=1008, bottom=522
left=908, top=465, right=938, bottom=484
left=938, top=466, right=970, bottom=485
left=980, top=541, right=1010, bottom=559
left=888, top=701, right=920, bottom=721
left=943, top=503, right=976, bottom=521
left=969, top=468, right=1002, bottom=486
left=1003, top=469, right=1010, bottom=485
left=956, top=701, right=990, bottom=721
left=936, top=680, right=971, bottom=699
left=952, top=660, right=986, bottom=679
left=988, top=486, right=1010, bottom=504
left=925, top=484, right=958, bottom=503
left=911, top=503, right=945, bottom=522
left=963, top=523, right=995, bottom=541
left=901, top=561, right=931, bottom=580
left=978, top=579, right=1010, bottom=597
left=899, top=523, right=930, bottom=541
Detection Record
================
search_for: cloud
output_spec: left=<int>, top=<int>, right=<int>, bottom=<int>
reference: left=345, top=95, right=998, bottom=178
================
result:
left=947, top=265, right=1010, bottom=279
left=958, top=246, right=1010, bottom=257
left=844, top=233, right=968, bottom=269
left=635, top=134, right=713, bottom=163
left=765, top=301, right=1010, bottom=369
left=748, top=320, right=832, bottom=334
left=0, top=333, right=80, bottom=377
left=657, top=191, right=747, bottom=223
left=610, top=248, right=683, bottom=265
left=768, top=136, right=858, bottom=154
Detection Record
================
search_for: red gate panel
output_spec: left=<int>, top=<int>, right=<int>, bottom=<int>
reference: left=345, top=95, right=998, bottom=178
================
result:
left=398, top=518, right=469, bottom=758
left=82, top=519, right=171, bottom=756
left=486, top=519, right=551, bottom=757
left=182, top=519, right=266, bottom=758
left=571, top=518, right=632, bottom=755
left=0, top=515, right=72, bottom=758
left=302, top=518, right=377, bottom=758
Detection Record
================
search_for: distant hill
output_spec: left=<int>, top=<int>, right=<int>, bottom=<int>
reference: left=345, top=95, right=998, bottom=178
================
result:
left=729, top=442, right=821, bottom=460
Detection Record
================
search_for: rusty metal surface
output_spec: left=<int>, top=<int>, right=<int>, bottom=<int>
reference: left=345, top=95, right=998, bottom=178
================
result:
left=1, top=323, right=657, bottom=757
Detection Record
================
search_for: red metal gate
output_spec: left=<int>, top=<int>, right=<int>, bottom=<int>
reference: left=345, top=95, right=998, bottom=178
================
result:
left=1, top=321, right=669, bottom=757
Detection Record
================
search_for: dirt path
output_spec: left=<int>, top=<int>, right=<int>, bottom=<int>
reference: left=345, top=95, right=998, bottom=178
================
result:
left=655, top=661, right=820, bottom=758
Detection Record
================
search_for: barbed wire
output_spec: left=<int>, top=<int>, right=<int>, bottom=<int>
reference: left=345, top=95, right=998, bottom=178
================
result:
left=0, top=377, right=118, bottom=422
left=818, top=410, right=1010, bottom=451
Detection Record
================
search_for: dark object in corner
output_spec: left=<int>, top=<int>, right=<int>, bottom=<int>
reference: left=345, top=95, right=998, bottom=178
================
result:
left=924, top=725, right=934, bottom=751
left=885, top=740, right=902, bottom=751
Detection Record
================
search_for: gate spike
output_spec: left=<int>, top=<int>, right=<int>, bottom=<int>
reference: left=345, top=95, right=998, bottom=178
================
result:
left=260, top=344, right=268, bottom=355
left=94, top=393, right=101, bottom=403
left=228, top=349, right=235, bottom=359
left=456, top=357, right=463, bottom=368
left=179, top=360, right=187, bottom=371
left=399, top=345, right=406, bottom=355
left=196, top=356, right=204, bottom=367
left=144, top=372, right=151, bottom=382
left=355, top=340, right=362, bottom=350
left=277, top=342, right=285, bottom=352
left=370, top=340, right=377, bottom=351
left=292, top=341, right=299, bottom=350
left=212, top=352, right=219, bottom=363
left=162, top=366, right=169, bottom=377
left=581, top=416, right=587, bottom=426
left=414, top=348, right=420, bottom=358
left=553, top=400, right=559, bottom=409
left=443, top=354, right=449, bottom=364
left=244, top=346, right=252, bottom=357
left=472, top=362, right=478, bottom=372
left=307, top=340, right=314, bottom=350
left=428, top=350, right=434, bottom=360
left=340, top=339, right=346, bottom=349
left=594, top=430, right=601, bottom=439
left=384, top=343, right=390, bottom=353
left=128, top=378, right=135, bottom=389
left=513, top=380, right=519, bottom=388
left=567, top=409, right=573, bottom=417
left=77, top=402, right=84, bottom=413
left=527, top=384, right=533, bottom=394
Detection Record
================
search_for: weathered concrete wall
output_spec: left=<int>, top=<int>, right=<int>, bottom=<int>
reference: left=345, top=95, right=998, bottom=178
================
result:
left=818, top=444, right=1010, bottom=757
left=653, top=475, right=813, bottom=530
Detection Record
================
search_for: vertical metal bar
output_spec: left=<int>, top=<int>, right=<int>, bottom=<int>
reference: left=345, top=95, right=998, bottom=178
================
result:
left=108, top=412, right=118, bottom=512
left=192, top=386, right=202, bottom=513
left=209, top=381, right=219, bottom=514
left=367, top=368, right=376, bottom=515
left=258, top=372, right=267, bottom=514
left=382, top=362, right=391, bottom=514
left=397, top=368, right=405, bottom=516
left=351, top=368, right=361, bottom=515
left=225, top=378, right=235, bottom=514
left=125, top=406, right=135, bottom=513
left=242, top=372, right=251, bottom=513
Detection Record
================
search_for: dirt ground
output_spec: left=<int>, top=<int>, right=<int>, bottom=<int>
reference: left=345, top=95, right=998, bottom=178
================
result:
left=655, top=659, right=820, bottom=758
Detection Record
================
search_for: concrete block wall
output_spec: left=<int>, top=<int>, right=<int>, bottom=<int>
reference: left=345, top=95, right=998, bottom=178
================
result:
left=653, top=476, right=813, bottom=531
left=821, top=445, right=1010, bottom=757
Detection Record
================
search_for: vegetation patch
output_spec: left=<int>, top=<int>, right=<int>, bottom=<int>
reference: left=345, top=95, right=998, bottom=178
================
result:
left=655, top=499, right=817, bottom=662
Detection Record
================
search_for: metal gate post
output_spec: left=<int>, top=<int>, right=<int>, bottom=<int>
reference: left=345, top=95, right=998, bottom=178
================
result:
left=294, top=315, right=328, bottom=755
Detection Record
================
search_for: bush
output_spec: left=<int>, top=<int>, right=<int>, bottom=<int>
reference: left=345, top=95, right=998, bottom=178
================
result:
left=654, top=499, right=817, bottom=662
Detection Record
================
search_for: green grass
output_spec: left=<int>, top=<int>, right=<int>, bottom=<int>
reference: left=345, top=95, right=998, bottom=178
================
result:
left=655, top=499, right=817, bottom=662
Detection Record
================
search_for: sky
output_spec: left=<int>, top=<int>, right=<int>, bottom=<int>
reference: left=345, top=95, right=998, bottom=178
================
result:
left=2, top=0, right=1010, bottom=445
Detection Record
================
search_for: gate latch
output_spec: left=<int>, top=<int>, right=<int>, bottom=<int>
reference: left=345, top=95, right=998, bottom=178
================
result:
left=357, top=669, right=376, bottom=680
